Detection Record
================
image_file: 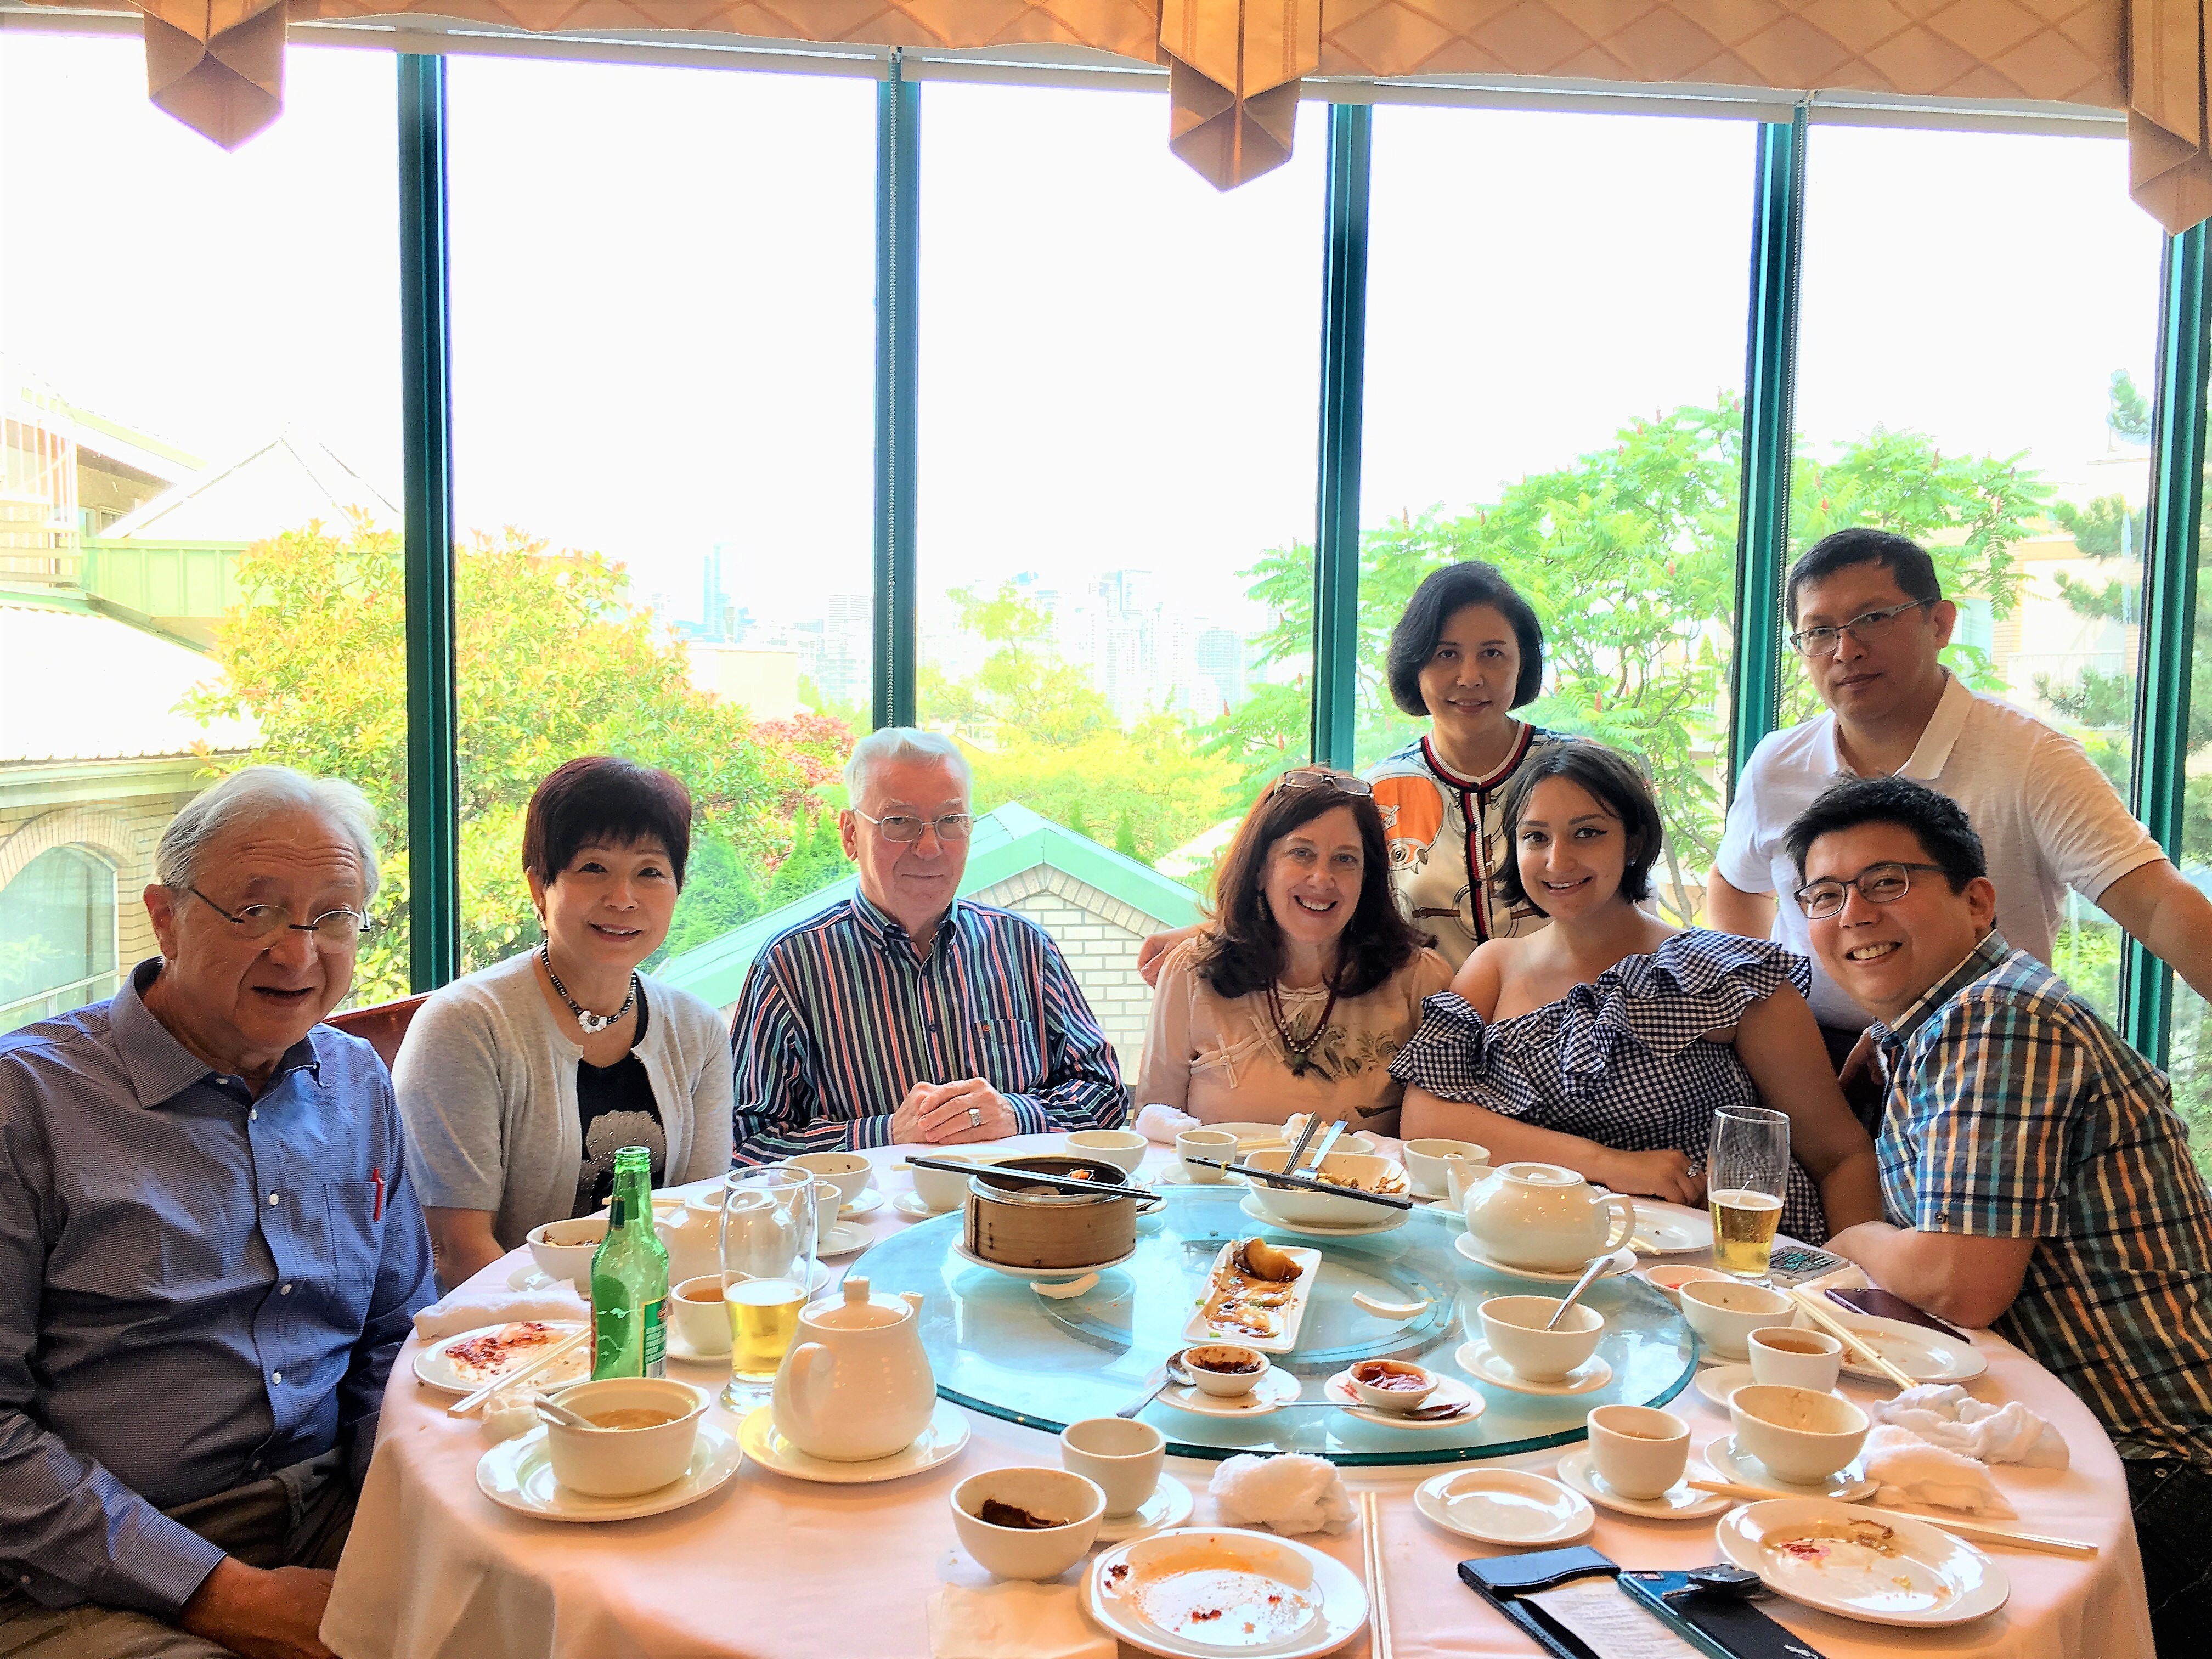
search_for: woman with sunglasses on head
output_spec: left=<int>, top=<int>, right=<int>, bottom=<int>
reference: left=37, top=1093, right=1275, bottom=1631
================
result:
left=1136, top=768, right=1454, bottom=1136
left=1391, top=742, right=1880, bottom=1242
left=1138, top=562, right=1568, bottom=984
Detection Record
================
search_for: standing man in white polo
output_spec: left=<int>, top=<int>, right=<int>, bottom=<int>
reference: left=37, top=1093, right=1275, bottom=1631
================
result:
left=1707, top=527, right=2212, bottom=1103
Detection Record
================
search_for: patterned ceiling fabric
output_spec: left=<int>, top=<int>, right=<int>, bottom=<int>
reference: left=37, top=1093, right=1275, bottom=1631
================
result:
left=26, top=0, right=2212, bottom=231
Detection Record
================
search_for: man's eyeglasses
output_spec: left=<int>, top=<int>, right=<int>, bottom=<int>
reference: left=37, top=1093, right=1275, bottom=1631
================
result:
left=187, top=885, right=371, bottom=946
left=1271, top=769, right=1374, bottom=799
left=1787, top=598, right=1933, bottom=658
left=1792, top=862, right=1948, bottom=919
left=851, top=810, right=976, bottom=844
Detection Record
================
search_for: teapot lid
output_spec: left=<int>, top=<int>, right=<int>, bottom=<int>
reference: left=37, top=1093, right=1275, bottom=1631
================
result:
left=807, top=1275, right=906, bottom=1330
left=1499, top=1161, right=1586, bottom=1187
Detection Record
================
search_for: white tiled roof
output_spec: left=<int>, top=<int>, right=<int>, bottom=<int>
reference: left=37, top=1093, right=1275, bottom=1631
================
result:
left=0, top=601, right=256, bottom=764
left=101, top=427, right=397, bottom=543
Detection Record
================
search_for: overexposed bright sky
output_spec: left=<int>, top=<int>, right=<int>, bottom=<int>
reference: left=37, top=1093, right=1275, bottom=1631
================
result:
left=0, top=31, right=2167, bottom=640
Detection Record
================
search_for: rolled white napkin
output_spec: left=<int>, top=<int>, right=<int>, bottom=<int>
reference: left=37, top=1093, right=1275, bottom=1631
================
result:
left=1209, top=1452, right=1355, bottom=1536
left=479, top=1383, right=540, bottom=1446
left=1867, top=1384, right=2069, bottom=1469
left=926, top=1583, right=1113, bottom=1659
left=1863, top=1424, right=2016, bottom=1516
left=1135, top=1103, right=1201, bottom=1144
left=412, top=1288, right=588, bottom=1342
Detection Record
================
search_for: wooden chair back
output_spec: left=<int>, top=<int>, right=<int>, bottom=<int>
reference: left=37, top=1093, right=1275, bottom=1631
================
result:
left=328, top=992, right=430, bottom=1071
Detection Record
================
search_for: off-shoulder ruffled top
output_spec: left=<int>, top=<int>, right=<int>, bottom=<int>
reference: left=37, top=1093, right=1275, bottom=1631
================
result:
left=1387, top=929, right=1828, bottom=1243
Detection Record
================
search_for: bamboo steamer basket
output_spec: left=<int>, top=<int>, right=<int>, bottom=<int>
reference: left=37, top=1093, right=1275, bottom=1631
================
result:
left=963, top=1155, right=1152, bottom=1269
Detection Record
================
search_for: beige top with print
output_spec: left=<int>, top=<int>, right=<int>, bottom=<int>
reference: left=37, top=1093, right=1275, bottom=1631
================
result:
left=1135, top=940, right=1455, bottom=1134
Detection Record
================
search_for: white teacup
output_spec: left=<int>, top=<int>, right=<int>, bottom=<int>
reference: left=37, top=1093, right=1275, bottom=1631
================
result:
left=1059, top=1417, right=1166, bottom=1516
left=783, top=1152, right=873, bottom=1205
left=1479, top=1295, right=1606, bottom=1382
left=1679, top=1279, right=1795, bottom=1362
left=802, top=1177, right=840, bottom=1250
left=1730, top=1384, right=1870, bottom=1485
left=909, top=1152, right=997, bottom=1213
left=1176, top=1128, right=1238, bottom=1183
left=670, top=1274, right=732, bottom=1355
left=1748, top=1325, right=1844, bottom=1392
left=526, top=1216, right=608, bottom=1292
left=1402, top=1137, right=1488, bottom=1199
left=1065, top=1128, right=1148, bottom=1176
left=1586, top=1404, right=1690, bottom=1500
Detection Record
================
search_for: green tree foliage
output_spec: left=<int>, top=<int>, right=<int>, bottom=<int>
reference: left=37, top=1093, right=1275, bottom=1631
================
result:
left=2109, top=369, right=2153, bottom=443
left=185, top=516, right=851, bottom=1000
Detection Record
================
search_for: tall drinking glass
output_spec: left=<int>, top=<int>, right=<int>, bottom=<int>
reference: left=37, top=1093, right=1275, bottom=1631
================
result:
left=720, top=1167, right=817, bottom=1406
left=1708, top=1105, right=1789, bottom=1281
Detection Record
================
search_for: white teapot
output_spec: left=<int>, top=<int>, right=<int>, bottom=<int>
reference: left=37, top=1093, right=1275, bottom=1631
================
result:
left=1448, top=1160, right=1637, bottom=1273
left=771, top=1276, right=935, bottom=1462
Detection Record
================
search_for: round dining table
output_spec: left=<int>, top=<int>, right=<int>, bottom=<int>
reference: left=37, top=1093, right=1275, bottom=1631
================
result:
left=320, top=1134, right=2155, bottom=1658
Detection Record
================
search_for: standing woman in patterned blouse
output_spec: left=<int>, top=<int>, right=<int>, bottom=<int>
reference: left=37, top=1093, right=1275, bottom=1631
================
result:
left=1392, top=742, right=1878, bottom=1243
left=1139, top=562, right=1566, bottom=985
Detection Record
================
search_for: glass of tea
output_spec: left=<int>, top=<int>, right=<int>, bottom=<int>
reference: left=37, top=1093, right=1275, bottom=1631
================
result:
left=1708, top=1104, right=1789, bottom=1280
left=719, top=1166, right=819, bottom=1406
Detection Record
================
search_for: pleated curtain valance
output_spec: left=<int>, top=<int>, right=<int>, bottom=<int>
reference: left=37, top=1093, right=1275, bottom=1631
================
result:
left=27, top=0, right=2212, bottom=230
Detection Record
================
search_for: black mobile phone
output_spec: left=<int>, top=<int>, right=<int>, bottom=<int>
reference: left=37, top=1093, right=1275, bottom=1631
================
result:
left=1764, top=1245, right=1848, bottom=1286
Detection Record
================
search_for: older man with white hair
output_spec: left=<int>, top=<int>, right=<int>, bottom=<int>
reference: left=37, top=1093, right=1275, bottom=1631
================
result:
left=730, top=727, right=1126, bottom=1162
left=0, top=767, right=435, bottom=1659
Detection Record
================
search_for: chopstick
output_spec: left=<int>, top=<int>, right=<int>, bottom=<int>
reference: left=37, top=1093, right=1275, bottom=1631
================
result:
left=1183, top=1158, right=1414, bottom=1210
left=1686, top=1479, right=2097, bottom=1559
left=1358, top=1490, right=1395, bottom=1659
left=445, top=1325, right=592, bottom=1418
left=1790, top=1288, right=1919, bottom=1391
left=905, top=1156, right=1155, bottom=1204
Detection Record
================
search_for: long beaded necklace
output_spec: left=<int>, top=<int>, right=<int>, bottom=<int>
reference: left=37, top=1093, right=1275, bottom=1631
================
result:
left=1265, top=966, right=1343, bottom=1079
left=540, top=942, right=637, bottom=1036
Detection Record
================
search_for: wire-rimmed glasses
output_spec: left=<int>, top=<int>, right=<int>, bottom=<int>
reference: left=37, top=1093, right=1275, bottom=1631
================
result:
left=186, top=886, right=371, bottom=946
left=850, top=809, right=976, bottom=844
left=1792, top=861, right=1947, bottom=919
left=1786, top=598, right=1933, bottom=658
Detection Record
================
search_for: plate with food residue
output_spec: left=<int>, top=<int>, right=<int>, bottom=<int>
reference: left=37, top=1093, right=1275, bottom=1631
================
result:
left=414, top=1321, right=589, bottom=1394
left=1086, top=1527, right=1368, bottom=1659
left=1715, top=1499, right=2010, bottom=1628
left=1182, top=1238, right=1321, bottom=1356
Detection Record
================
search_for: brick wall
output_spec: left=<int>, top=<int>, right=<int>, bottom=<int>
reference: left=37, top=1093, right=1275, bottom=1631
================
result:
left=0, top=787, right=203, bottom=1006
left=969, top=866, right=1170, bottom=1091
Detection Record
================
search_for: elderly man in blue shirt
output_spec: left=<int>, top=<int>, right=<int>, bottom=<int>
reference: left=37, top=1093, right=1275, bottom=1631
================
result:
left=0, top=766, right=435, bottom=1659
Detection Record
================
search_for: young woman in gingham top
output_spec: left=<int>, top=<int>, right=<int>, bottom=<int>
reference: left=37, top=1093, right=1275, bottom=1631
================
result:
left=1392, top=742, right=1881, bottom=1244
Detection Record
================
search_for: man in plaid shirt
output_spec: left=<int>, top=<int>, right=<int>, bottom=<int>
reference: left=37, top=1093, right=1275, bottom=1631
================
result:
left=1784, top=775, right=2212, bottom=1655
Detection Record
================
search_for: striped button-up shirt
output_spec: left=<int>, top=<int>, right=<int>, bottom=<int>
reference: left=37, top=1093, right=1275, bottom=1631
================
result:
left=730, top=893, right=1126, bottom=1161
left=1875, top=931, right=2212, bottom=1464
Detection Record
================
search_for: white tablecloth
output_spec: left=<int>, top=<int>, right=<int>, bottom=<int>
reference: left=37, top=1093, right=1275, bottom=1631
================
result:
left=323, top=1136, right=2153, bottom=1658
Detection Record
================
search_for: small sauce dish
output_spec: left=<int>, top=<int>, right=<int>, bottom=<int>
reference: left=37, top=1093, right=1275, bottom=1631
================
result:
left=1347, top=1358, right=1439, bottom=1410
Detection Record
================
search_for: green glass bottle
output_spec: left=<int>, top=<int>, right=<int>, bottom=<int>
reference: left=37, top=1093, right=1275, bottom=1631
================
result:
left=589, top=1146, right=669, bottom=1379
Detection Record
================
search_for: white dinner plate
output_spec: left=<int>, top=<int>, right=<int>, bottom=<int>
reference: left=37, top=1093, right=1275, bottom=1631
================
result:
left=1457, top=1341, right=1613, bottom=1397
left=1631, top=1203, right=1714, bottom=1254
left=1086, top=1527, right=1368, bottom=1659
left=1414, top=1467, right=1594, bottom=1546
left=1551, top=1449, right=1732, bottom=1520
left=1717, top=1498, right=2011, bottom=1627
left=1095, top=1476, right=1197, bottom=1543
left=1159, top=1365, right=1302, bottom=1417
left=1235, top=1193, right=1408, bottom=1239
left=1452, top=1234, right=1638, bottom=1284
left=737, top=1398, right=971, bottom=1484
left=475, top=1421, right=743, bottom=1523
left=1182, top=1240, right=1322, bottom=1355
left=1322, top=1369, right=1484, bottom=1429
left=1203, top=1122, right=1293, bottom=1149
left=951, top=1241, right=1136, bottom=1282
left=414, top=1321, right=590, bottom=1394
left=1819, top=1311, right=1988, bottom=1384
left=1704, top=1434, right=1876, bottom=1502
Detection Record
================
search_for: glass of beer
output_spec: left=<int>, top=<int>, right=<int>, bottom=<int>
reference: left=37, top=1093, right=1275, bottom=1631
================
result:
left=1708, top=1105, right=1788, bottom=1280
left=719, top=1166, right=818, bottom=1405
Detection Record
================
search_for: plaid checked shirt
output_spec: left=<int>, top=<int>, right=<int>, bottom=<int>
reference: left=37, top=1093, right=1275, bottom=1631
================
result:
left=729, top=892, right=1126, bottom=1162
left=1875, top=931, right=2212, bottom=1464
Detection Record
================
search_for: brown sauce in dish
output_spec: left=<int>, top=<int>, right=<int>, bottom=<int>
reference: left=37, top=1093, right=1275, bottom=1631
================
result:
left=978, top=1499, right=1063, bottom=1530
left=1351, top=1361, right=1427, bottom=1390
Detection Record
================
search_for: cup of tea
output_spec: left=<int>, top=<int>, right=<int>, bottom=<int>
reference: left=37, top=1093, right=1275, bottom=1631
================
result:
left=1059, top=1417, right=1166, bottom=1516
left=670, top=1274, right=732, bottom=1355
left=1748, top=1326, right=1843, bottom=1392
left=1585, top=1404, right=1690, bottom=1500
left=1176, top=1128, right=1238, bottom=1183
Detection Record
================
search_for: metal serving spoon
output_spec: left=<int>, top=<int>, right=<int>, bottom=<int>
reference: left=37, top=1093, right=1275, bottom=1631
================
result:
left=1547, top=1255, right=1613, bottom=1329
left=1117, top=1349, right=1194, bottom=1419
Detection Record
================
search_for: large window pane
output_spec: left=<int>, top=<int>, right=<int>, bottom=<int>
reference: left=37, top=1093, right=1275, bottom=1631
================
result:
left=1360, top=107, right=1755, bottom=922
left=1, top=33, right=405, bottom=1005
left=447, top=59, right=874, bottom=1006
left=2165, top=414, right=2212, bottom=1177
left=1793, top=128, right=2160, bottom=1022
left=913, top=84, right=1322, bottom=1069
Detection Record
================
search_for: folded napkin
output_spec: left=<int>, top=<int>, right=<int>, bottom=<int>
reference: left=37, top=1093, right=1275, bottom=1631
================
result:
left=413, top=1288, right=588, bottom=1342
left=1863, top=1424, right=2016, bottom=1516
left=480, top=1384, right=541, bottom=1446
left=1210, top=1453, right=1354, bottom=1536
left=1135, top=1103, right=1201, bottom=1144
left=1867, top=1384, right=2069, bottom=1469
left=926, top=1583, right=1113, bottom=1659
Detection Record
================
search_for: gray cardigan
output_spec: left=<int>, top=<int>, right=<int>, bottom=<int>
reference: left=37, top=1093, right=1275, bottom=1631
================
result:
left=392, top=947, right=734, bottom=1251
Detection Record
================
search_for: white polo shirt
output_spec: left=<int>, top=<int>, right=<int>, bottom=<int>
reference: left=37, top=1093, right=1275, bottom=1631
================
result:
left=1715, top=673, right=2164, bottom=1029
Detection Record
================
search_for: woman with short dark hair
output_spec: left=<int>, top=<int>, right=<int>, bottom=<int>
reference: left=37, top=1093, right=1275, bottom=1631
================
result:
left=394, top=756, right=734, bottom=1290
left=1136, top=769, right=1453, bottom=1135
left=1140, top=560, right=1567, bottom=984
left=1393, top=742, right=1880, bottom=1242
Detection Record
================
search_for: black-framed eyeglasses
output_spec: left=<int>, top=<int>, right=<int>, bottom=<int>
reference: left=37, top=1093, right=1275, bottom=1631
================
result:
left=187, top=885, right=372, bottom=946
left=850, top=809, right=976, bottom=844
left=1271, top=769, right=1374, bottom=799
left=1792, top=862, right=1948, bottom=919
left=1787, top=598, right=1933, bottom=658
